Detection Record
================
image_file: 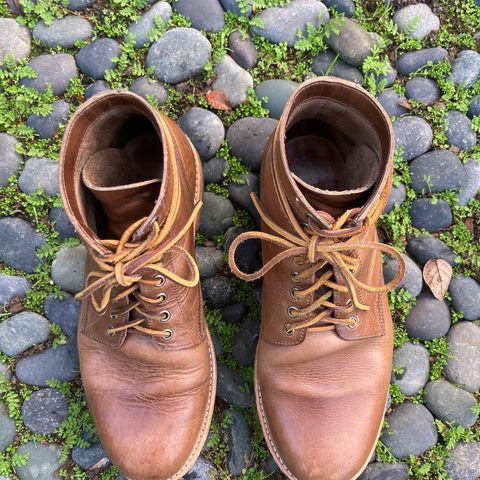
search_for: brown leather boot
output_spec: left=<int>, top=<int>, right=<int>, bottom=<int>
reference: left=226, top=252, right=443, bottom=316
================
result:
left=60, top=91, right=216, bottom=480
left=229, top=77, right=405, bottom=480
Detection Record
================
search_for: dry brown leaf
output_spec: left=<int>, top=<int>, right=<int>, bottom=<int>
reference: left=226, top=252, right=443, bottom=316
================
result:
left=465, top=217, right=474, bottom=234
left=8, top=296, right=24, bottom=314
left=88, top=457, right=110, bottom=471
left=423, top=258, right=453, bottom=300
left=398, top=99, right=412, bottom=109
left=206, top=90, right=232, bottom=111
left=449, top=145, right=461, bottom=155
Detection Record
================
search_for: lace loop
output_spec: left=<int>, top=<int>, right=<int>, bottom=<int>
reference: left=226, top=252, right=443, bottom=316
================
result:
left=228, top=192, right=405, bottom=335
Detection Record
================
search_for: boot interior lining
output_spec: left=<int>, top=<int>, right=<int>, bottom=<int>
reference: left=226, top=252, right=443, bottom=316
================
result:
left=285, top=97, right=381, bottom=194
left=75, top=105, right=164, bottom=239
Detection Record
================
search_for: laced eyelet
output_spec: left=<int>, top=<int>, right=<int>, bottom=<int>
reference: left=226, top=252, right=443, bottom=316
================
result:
left=287, top=306, right=298, bottom=318
left=290, top=271, right=299, bottom=283
left=109, top=312, right=118, bottom=320
left=348, top=316, right=358, bottom=329
left=107, top=326, right=115, bottom=336
left=159, top=310, right=170, bottom=322
left=154, top=274, right=165, bottom=287
left=162, top=329, right=173, bottom=341
left=156, top=292, right=167, bottom=302
left=290, top=287, right=300, bottom=300
left=283, top=323, right=294, bottom=336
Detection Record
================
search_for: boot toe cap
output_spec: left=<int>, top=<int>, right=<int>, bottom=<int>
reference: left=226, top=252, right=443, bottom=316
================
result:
left=255, top=337, right=390, bottom=480
left=98, top=398, right=210, bottom=480
left=257, top=383, right=382, bottom=480
left=79, top=336, right=215, bottom=480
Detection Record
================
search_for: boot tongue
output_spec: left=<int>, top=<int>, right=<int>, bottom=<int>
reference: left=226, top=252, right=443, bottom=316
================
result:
left=82, top=143, right=161, bottom=239
left=292, top=171, right=374, bottom=223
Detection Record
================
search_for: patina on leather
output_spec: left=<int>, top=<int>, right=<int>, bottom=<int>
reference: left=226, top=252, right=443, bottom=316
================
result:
left=60, top=90, right=216, bottom=480
left=229, top=77, right=404, bottom=480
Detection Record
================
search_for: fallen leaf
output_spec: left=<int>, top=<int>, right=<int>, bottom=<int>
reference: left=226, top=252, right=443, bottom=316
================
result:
left=449, top=145, right=461, bottom=155
left=206, top=90, right=231, bottom=111
left=398, top=99, right=412, bottom=109
left=88, top=457, right=110, bottom=471
left=423, top=259, right=452, bottom=300
left=8, top=296, right=24, bottom=313
left=465, top=217, right=474, bottom=233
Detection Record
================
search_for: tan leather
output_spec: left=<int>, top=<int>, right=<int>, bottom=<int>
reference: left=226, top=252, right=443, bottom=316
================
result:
left=229, top=77, right=403, bottom=480
left=59, top=91, right=215, bottom=480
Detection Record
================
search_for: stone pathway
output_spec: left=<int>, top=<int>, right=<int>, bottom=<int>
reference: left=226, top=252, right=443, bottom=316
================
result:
left=0, top=0, right=479, bottom=479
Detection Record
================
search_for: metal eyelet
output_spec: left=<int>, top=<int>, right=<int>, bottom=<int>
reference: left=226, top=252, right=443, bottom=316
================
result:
left=346, top=299, right=352, bottom=307
left=283, top=323, right=294, bottom=336
left=109, top=312, right=118, bottom=320
left=156, top=292, right=167, bottom=302
left=107, top=326, right=115, bottom=336
left=290, top=287, right=300, bottom=300
left=163, top=329, right=174, bottom=341
left=348, top=316, right=358, bottom=329
left=287, top=306, right=298, bottom=318
left=154, top=274, right=165, bottom=287
left=290, top=271, right=299, bottom=282
left=159, top=310, right=170, bottom=322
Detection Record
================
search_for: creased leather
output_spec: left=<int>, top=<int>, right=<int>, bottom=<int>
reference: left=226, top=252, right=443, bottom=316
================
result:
left=59, top=90, right=215, bottom=480
left=253, top=77, right=397, bottom=480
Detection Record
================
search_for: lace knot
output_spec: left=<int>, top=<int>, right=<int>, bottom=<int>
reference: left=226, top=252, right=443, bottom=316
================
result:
left=76, top=201, right=203, bottom=339
left=228, top=192, right=405, bottom=335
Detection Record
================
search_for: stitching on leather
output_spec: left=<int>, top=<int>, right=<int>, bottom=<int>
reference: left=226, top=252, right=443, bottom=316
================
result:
left=337, top=253, right=386, bottom=341
left=189, top=137, right=202, bottom=204
left=164, top=329, right=215, bottom=480
left=256, top=378, right=298, bottom=480
left=81, top=297, right=126, bottom=347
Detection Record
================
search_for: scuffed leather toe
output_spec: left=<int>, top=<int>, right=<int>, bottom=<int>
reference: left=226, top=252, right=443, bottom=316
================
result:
left=256, top=334, right=391, bottom=480
left=79, top=334, right=215, bottom=480
left=93, top=392, right=210, bottom=480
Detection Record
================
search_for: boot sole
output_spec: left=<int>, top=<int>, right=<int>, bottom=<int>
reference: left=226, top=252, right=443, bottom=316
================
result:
left=126, top=138, right=217, bottom=480
left=255, top=361, right=388, bottom=480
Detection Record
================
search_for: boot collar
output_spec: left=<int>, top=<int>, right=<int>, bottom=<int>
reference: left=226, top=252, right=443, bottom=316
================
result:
left=271, top=77, right=394, bottom=229
left=60, top=90, right=177, bottom=254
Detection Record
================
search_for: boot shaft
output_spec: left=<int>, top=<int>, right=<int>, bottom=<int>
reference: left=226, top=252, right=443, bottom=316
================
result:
left=229, top=77, right=402, bottom=344
left=263, top=76, right=394, bottom=228
left=60, top=90, right=200, bottom=253
left=60, top=90, right=205, bottom=349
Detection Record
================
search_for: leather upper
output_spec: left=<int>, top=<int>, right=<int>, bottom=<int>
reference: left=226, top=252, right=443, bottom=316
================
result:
left=252, top=77, right=397, bottom=480
left=60, top=91, right=215, bottom=480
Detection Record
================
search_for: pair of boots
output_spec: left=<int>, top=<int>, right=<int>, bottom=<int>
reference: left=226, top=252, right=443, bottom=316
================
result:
left=60, top=77, right=404, bottom=480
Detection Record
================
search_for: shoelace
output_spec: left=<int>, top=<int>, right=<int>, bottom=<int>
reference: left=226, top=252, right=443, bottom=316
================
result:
left=228, top=192, right=405, bottom=335
left=76, top=202, right=202, bottom=339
